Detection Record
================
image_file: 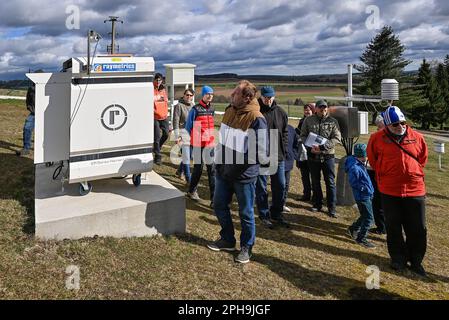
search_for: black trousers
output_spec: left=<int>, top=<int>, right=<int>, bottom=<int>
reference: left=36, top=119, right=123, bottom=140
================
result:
left=154, top=119, right=170, bottom=157
left=381, top=194, right=427, bottom=266
left=298, top=160, right=311, bottom=198
left=368, top=169, right=386, bottom=232
left=188, top=147, right=215, bottom=200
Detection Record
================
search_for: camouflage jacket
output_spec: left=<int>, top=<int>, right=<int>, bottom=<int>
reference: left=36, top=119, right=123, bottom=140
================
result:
left=299, top=114, right=341, bottom=159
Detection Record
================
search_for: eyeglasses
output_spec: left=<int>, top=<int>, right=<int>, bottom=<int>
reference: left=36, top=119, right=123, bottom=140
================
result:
left=185, top=94, right=194, bottom=97
left=391, top=121, right=407, bottom=127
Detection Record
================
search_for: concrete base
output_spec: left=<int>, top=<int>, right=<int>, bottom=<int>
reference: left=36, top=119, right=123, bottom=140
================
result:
left=35, top=164, right=185, bottom=240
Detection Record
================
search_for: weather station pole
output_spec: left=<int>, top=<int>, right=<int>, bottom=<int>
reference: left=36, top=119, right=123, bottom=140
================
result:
left=104, top=16, right=123, bottom=54
left=348, top=64, right=353, bottom=108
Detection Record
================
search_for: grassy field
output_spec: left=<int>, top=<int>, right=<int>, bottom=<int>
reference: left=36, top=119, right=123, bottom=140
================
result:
left=1, top=97, right=449, bottom=300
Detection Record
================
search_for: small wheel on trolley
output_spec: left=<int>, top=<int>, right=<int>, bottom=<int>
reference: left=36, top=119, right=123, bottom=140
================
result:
left=79, top=182, right=92, bottom=196
left=132, top=174, right=141, bottom=187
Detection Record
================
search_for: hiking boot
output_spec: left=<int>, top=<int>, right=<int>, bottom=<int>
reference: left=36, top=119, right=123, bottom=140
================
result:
left=369, top=228, right=386, bottom=235
left=186, top=191, right=201, bottom=201
left=347, top=227, right=358, bottom=241
left=154, top=155, right=162, bottom=165
left=260, top=218, right=274, bottom=229
left=210, top=201, right=214, bottom=208
left=272, top=215, right=290, bottom=228
left=409, top=264, right=427, bottom=277
left=356, top=238, right=376, bottom=248
left=235, top=246, right=252, bottom=264
left=207, top=239, right=237, bottom=252
left=282, top=206, right=291, bottom=213
left=16, top=148, right=30, bottom=157
left=390, top=261, right=407, bottom=271
left=327, top=209, right=337, bottom=218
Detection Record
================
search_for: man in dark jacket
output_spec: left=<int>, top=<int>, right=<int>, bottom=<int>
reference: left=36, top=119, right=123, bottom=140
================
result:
left=16, top=84, right=36, bottom=157
left=208, top=80, right=268, bottom=264
left=255, top=86, right=289, bottom=228
left=300, top=100, right=341, bottom=218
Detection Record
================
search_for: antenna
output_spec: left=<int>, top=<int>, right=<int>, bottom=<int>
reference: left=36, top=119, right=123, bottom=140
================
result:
left=104, top=16, right=123, bottom=54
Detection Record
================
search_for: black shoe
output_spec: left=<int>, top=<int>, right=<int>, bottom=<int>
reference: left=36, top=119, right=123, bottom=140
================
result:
left=347, top=227, right=358, bottom=241
left=369, top=228, right=386, bottom=235
left=390, top=261, right=407, bottom=271
left=327, top=209, right=337, bottom=218
left=235, top=246, right=252, bottom=264
left=272, top=216, right=290, bottom=228
left=356, top=238, right=376, bottom=248
left=154, top=155, right=162, bottom=165
left=299, top=195, right=311, bottom=201
left=16, top=148, right=30, bottom=156
left=209, top=201, right=214, bottom=208
left=260, top=218, right=274, bottom=229
left=207, top=238, right=237, bottom=252
left=409, top=264, right=427, bottom=277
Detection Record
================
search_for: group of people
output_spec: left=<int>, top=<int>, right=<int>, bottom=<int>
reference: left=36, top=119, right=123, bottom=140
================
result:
left=165, top=78, right=429, bottom=275
left=18, top=74, right=429, bottom=276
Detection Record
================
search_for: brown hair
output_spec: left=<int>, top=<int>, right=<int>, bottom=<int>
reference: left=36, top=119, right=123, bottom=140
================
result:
left=184, top=88, right=194, bottom=95
left=238, top=80, right=258, bottom=101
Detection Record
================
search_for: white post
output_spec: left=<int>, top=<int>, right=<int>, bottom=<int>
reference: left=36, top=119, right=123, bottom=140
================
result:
left=348, top=64, right=353, bottom=108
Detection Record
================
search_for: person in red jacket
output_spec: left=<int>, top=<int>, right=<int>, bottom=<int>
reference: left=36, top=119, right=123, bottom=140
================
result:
left=185, top=86, right=216, bottom=206
left=367, top=106, right=428, bottom=276
left=153, top=73, right=169, bottom=165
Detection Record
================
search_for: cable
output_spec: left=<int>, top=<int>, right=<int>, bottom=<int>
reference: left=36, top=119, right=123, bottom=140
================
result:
left=52, top=160, right=64, bottom=180
left=70, top=40, right=99, bottom=126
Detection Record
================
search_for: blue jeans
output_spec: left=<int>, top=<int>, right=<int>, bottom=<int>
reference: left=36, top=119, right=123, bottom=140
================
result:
left=23, top=114, right=35, bottom=150
left=351, top=199, right=374, bottom=241
left=256, top=161, right=286, bottom=220
left=309, top=158, right=336, bottom=210
left=178, top=144, right=191, bottom=183
left=214, top=175, right=256, bottom=248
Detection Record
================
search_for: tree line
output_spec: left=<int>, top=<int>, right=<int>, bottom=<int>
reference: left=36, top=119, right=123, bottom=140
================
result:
left=355, top=26, right=449, bottom=130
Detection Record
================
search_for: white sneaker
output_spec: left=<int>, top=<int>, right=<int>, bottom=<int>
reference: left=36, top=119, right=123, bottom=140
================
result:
left=283, top=206, right=291, bottom=213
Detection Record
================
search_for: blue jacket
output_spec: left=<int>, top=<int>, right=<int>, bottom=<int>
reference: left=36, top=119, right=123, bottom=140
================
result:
left=285, top=125, right=300, bottom=172
left=345, top=156, right=374, bottom=202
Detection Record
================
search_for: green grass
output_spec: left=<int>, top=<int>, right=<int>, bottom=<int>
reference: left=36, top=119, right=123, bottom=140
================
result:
left=1, top=99, right=449, bottom=300
left=0, top=89, right=27, bottom=97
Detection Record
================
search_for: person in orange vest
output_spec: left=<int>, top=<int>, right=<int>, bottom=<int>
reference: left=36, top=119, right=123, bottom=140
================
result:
left=185, top=86, right=216, bottom=206
left=153, top=73, right=169, bottom=165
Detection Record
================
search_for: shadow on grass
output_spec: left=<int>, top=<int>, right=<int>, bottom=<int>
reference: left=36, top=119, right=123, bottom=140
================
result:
left=175, top=232, right=407, bottom=299
left=253, top=254, right=408, bottom=300
left=427, top=192, right=449, bottom=202
left=0, top=150, right=35, bottom=234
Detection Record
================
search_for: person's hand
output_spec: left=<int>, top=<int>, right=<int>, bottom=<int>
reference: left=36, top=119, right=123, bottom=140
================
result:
left=176, top=137, right=182, bottom=145
left=311, top=145, right=321, bottom=154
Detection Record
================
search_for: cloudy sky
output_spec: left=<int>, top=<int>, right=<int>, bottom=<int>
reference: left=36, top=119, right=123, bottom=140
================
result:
left=0, top=0, right=449, bottom=80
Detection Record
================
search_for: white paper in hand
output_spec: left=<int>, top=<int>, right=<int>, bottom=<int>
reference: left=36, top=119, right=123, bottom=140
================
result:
left=304, top=132, right=328, bottom=148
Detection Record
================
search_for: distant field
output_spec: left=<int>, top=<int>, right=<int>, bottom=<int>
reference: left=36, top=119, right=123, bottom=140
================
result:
left=0, top=88, right=27, bottom=97
left=175, top=81, right=347, bottom=118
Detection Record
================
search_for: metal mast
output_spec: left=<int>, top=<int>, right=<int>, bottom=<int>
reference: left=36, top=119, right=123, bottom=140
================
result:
left=104, top=16, right=123, bottom=54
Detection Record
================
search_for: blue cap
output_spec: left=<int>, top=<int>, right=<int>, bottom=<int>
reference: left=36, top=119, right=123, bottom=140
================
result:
left=201, top=86, right=214, bottom=96
left=382, top=106, right=406, bottom=126
left=260, top=86, right=275, bottom=97
left=354, top=143, right=367, bottom=158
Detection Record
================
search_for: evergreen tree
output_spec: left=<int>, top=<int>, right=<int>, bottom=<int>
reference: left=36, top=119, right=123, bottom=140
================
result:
left=355, top=26, right=411, bottom=95
left=436, top=62, right=449, bottom=129
left=415, top=59, right=444, bottom=130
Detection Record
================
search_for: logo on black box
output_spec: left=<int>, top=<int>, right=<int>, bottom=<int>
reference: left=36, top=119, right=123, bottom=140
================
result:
left=101, top=104, right=128, bottom=131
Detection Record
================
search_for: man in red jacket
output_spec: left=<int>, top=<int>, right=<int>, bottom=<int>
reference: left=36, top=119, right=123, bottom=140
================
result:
left=367, top=106, right=428, bottom=276
left=153, top=73, right=169, bottom=165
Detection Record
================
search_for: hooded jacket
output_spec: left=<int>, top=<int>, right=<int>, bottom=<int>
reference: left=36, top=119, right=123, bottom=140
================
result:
left=215, top=98, right=268, bottom=183
left=345, top=156, right=374, bottom=201
left=172, top=98, right=193, bottom=138
left=258, top=99, right=288, bottom=162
